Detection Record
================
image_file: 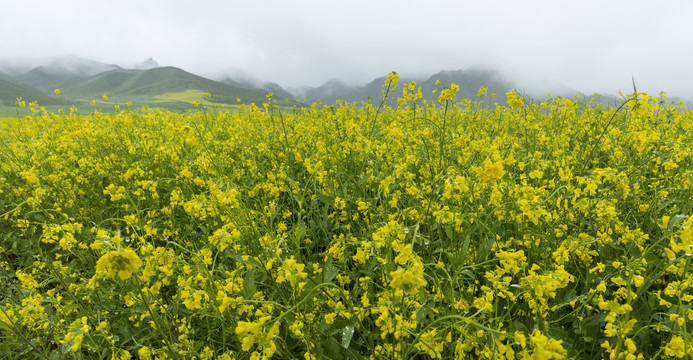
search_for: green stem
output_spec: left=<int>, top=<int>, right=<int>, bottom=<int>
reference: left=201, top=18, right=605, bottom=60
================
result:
left=134, top=277, right=181, bottom=360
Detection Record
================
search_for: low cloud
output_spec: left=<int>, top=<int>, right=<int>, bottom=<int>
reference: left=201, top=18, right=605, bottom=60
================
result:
left=2, top=0, right=692, bottom=97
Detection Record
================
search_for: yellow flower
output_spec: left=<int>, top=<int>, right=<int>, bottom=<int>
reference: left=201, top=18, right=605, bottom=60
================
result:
left=393, top=242, right=413, bottom=264
left=111, top=349, right=132, bottom=360
left=289, top=320, right=304, bottom=336
left=235, top=317, right=280, bottom=357
left=54, top=89, right=61, bottom=94
left=20, top=168, right=40, bottom=185
left=437, top=83, right=459, bottom=103
left=664, top=335, right=686, bottom=358
left=415, top=328, right=444, bottom=358
left=16, top=270, right=39, bottom=288
left=529, top=169, right=544, bottom=179
left=95, top=248, right=142, bottom=280
left=181, top=289, right=209, bottom=310
left=138, top=347, right=152, bottom=360
left=276, top=256, right=308, bottom=290
left=526, top=330, right=567, bottom=359
left=477, top=158, right=505, bottom=183
left=352, top=247, right=368, bottom=264
left=389, top=261, right=426, bottom=295
left=384, top=71, right=399, bottom=88
left=506, top=91, right=523, bottom=109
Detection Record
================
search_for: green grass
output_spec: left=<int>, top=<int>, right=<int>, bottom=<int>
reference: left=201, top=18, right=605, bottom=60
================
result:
left=0, top=79, right=63, bottom=107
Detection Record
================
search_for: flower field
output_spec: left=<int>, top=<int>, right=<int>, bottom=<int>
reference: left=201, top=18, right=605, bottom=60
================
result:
left=1, top=75, right=692, bottom=359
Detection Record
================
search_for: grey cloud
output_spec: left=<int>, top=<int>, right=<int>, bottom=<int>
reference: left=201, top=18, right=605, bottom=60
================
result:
left=1, top=0, right=692, bottom=97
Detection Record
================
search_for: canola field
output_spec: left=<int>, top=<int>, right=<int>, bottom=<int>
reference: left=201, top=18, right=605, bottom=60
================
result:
left=1, top=75, right=692, bottom=359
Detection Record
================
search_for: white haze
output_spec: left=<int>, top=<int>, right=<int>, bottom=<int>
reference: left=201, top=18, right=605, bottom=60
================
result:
left=1, top=0, right=692, bottom=98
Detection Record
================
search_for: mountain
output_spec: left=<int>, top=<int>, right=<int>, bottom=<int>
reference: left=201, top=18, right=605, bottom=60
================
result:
left=1, top=55, right=292, bottom=108
left=288, top=68, right=514, bottom=105
left=38, top=55, right=120, bottom=77
left=63, top=69, right=140, bottom=99
left=294, top=79, right=362, bottom=104
left=0, top=60, right=33, bottom=77
left=10, top=56, right=121, bottom=94
left=262, top=82, right=296, bottom=101
left=65, top=66, right=277, bottom=105
left=4, top=55, right=647, bottom=111
left=132, top=58, right=160, bottom=70
left=419, top=68, right=513, bottom=101
left=0, top=78, right=62, bottom=106
left=220, top=78, right=297, bottom=102
left=12, top=68, right=91, bottom=94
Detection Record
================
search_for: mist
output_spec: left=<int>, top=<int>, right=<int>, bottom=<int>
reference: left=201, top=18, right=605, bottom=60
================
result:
left=1, top=0, right=692, bottom=97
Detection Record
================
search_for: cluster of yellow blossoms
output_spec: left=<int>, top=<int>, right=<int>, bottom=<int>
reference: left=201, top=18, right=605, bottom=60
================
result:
left=1, top=80, right=692, bottom=359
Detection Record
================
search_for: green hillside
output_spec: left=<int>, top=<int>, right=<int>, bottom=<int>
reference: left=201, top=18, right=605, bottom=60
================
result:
left=420, top=69, right=513, bottom=100
left=133, top=67, right=275, bottom=104
left=65, top=67, right=276, bottom=105
left=221, top=78, right=298, bottom=102
left=12, top=68, right=89, bottom=94
left=64, top=69, right=140, bottom=99
left=0, top=78, right=63, bottom=106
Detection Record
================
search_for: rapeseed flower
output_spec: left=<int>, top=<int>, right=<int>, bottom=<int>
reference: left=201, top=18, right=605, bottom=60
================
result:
left=95, top=248, right=142, bottom=280
left=235, top=316, right=280, bottom=358
left=389, top=261, right=426, bottom=295
left=276, top=256, right=308, bottom=290
left=664, top=335, right=689, bottom=358
left=506, top=91, right=523, bottom=109
left=477, top=158, right=505, bottom=183
left=437, top=83, right=459, bottom=103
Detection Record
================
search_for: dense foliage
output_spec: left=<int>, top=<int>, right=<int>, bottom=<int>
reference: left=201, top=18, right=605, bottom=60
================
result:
left=1, top=75, right=692, bottom=359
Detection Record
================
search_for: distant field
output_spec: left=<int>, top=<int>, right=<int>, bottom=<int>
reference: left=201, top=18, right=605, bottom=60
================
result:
left=0, top=97, right=270, bottom=117
left=1, top=76, right=692, bottom=359
left=0, top=102, right=193, bottom=117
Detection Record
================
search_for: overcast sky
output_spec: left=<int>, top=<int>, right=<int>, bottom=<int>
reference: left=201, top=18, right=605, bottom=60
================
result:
left=2, top=0, right=692, bottom=97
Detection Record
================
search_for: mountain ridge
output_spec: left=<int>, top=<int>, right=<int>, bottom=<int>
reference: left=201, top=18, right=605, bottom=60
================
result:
left=0, top=55, right=635, bottom=110
left=0, top=58, right=285, bottom=107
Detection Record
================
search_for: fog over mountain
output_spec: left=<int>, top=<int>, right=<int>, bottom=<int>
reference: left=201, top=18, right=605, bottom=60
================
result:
left=2, top=55, right=690, bottom=110
left=132, top=58, right=161, bottom=70
left=1, top=1, right=691, bottom=100
left=35, top=56, right=120, bottom=77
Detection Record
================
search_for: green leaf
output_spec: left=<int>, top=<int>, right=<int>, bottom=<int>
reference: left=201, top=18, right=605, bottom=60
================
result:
left=323, top=265, right=340, bottom=284
left=341, top=325, right=355, bottom=349
left=667, top=214, right=688, bottom=230
left=243, top=270, right=255, bottom=297
left=477, top=236, right=494, bottom=261
left=581, top=312, right=607, bottom=338
left=459, top=232, right=470, bottom=261
left=445, top=226, right=453, bottom=241
left=511, top=321, right=529, bottom=334
left=0, top=319, right=13, bottom=333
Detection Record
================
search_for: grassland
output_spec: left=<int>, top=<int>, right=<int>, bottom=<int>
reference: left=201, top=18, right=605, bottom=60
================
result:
left=1, top=76, right=692, bottom=359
